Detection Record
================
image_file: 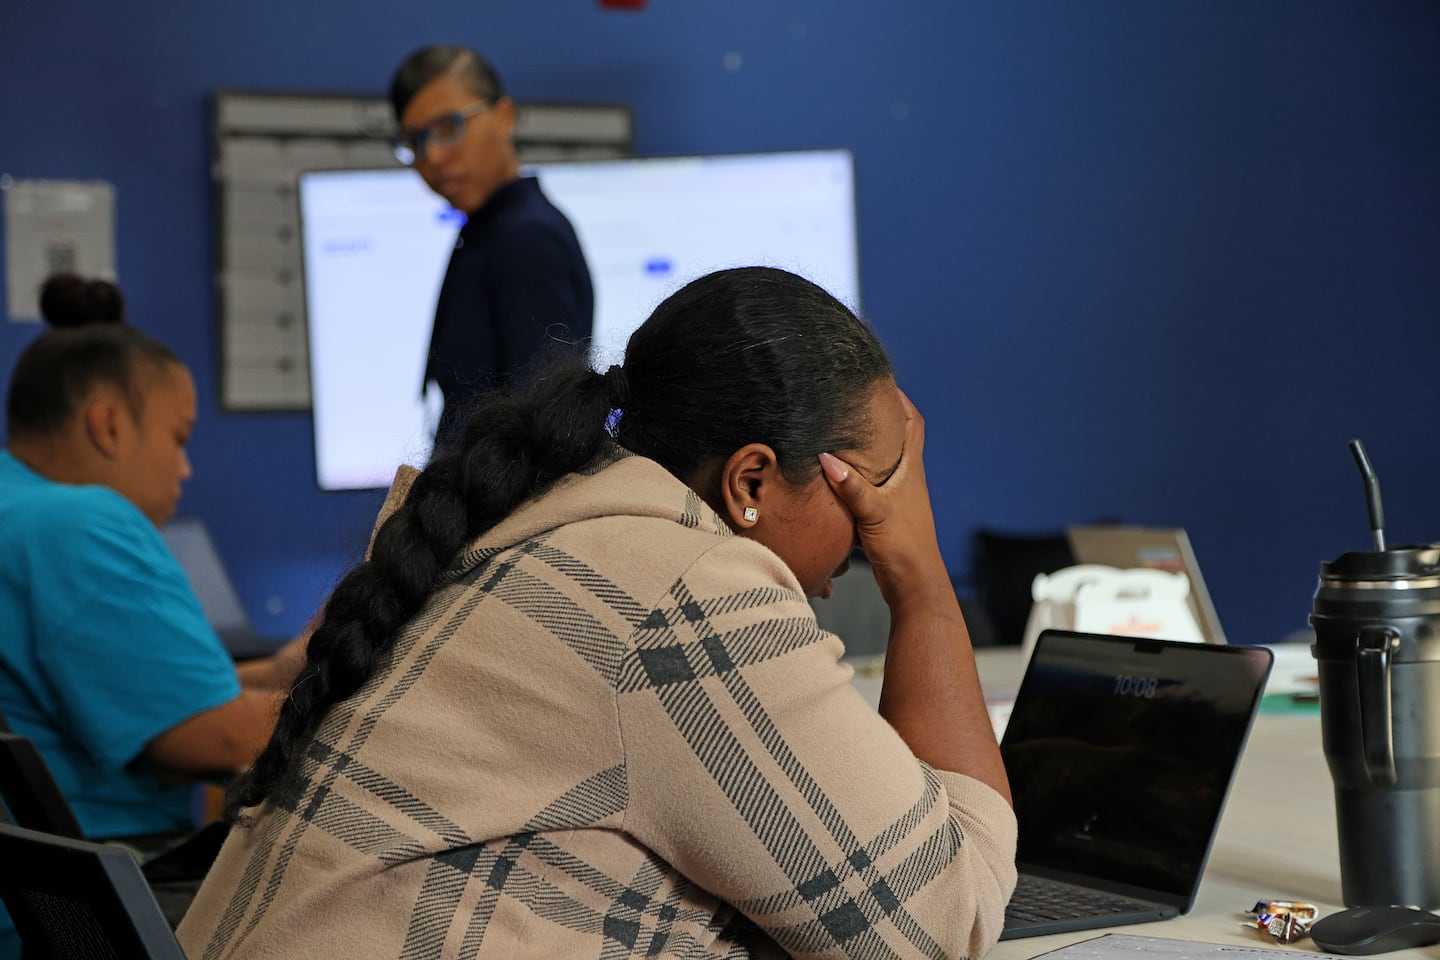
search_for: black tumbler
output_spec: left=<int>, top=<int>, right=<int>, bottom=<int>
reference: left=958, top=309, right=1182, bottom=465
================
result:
left=1311, top=545, right=1440, bottom=909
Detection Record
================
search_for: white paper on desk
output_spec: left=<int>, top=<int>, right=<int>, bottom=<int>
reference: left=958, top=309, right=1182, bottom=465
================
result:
left=1032, top=933, right=1347, bottom=960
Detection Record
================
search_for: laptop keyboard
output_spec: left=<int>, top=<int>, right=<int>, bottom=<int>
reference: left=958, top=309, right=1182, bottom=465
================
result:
left=1005, top=873, right=1158, bottom=926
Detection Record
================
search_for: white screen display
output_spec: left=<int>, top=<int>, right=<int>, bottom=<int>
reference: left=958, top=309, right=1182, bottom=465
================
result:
left=300, top=149, right=860, bottom=491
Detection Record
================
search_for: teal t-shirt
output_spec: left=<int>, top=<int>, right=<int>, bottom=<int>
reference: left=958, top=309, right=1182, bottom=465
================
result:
left=0, top=450, right=240, bottom=834
left=0, top=451, right=242, bottom=955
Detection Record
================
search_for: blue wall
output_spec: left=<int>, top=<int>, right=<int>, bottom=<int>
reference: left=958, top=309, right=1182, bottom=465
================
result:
left=2, top=1, right=1437, bottom=646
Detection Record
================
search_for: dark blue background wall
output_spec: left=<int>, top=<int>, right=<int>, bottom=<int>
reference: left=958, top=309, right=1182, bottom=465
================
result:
left=2, top=1, right=1437, bottom=646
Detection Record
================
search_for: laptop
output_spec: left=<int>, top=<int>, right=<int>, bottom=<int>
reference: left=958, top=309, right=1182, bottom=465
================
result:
left=160, top=518, right=288, bottom=659
left=1066, top=525, right=1228, bottom=646
left=999, top=629, right=1273, bottom=940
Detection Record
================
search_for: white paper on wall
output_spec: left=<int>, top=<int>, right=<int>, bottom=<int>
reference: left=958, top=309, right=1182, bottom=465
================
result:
left=2, top=176, right=116, bottom=323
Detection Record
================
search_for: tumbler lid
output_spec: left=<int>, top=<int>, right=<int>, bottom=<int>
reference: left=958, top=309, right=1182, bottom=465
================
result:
left=1321, top=544, right=1440, bottom=583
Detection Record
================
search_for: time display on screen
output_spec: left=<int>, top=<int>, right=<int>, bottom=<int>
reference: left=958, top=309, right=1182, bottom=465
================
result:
left=1113, top=674, right=1160, bottom=698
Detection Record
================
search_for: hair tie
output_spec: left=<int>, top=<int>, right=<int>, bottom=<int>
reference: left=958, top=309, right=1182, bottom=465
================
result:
left=603, top=364, right=631, bottom=409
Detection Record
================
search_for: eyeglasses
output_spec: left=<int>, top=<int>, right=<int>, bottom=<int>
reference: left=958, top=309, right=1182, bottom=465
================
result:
left=391, top=100, right=495, bottom=166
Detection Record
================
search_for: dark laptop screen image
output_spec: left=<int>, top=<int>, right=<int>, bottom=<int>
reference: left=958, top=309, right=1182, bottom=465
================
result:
left=1001, top=634, right=1272, bottom=901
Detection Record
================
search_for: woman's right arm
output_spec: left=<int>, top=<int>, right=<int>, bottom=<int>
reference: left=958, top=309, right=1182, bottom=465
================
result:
left=818, top=393, right=1011, bottom=805
left=619, top=537, right=1015, bottom=959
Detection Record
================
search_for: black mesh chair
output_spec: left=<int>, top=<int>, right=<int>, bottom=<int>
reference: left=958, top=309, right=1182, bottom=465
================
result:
left=0, top=822, right=186, bottom=959
left=0, top=732, right=225, bottom=927
left=0, top=733, right=85, bottom=837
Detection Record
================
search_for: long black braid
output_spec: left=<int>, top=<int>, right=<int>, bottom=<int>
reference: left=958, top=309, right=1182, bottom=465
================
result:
left=225, top=364, right=614, bottom=819
left=225, top=266, right=892, bottom=820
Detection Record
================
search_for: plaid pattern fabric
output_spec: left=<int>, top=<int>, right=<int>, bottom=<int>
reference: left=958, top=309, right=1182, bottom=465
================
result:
left=178, top=455, right=1016, bottom=959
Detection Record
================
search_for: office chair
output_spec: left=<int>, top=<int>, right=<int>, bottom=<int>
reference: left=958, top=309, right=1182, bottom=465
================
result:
left=0, top=731, right=226, bottom=929
left=0, top=733, right=85, bottom=837
left=810, top=553, right=890, bottom=657
left=971, top=528, right=1077, bottom=647
left=0, top=821, right=187, bottom=959
left=811, top=552, right=1002, bottom=652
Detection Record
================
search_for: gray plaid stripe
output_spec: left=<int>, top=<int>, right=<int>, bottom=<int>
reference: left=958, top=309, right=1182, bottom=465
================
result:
left=520, top=540, right=651, bottom=624
left=810, top=826, right=962, bottom=960
left=697, top=586, right=798, bottom=618
left=718, top=692, right=956, bottom=956
left=878, top=824, right=964, bottom=910
left=679, top=489, right=704, bottom=529
left=827, top=825, right=961, bottom=959
left=737, top=765, right=950, bottom=919
left=863, top=854, right=961, bottom=959
left=617, top=857, right=677, bottom=956
left=623, top=578, right=962, bottom=956
left=401, top=853, right=480, bottom=959
left=302, top=782, right=425, bottom=860
left=450, top=839, right=626, bottom=954
left=523, top=765, right=628, bottom=833
left=525, top=835, right=629, bottom=900
left=450, top=835, right=768, bottom=958
left=619, top=618, right=819, bottom=694
left=445, top=543, right=511, bottom=585
left=303, top=740, right=469, bottom=847
left=492, top=567, right=625, bottom=683
left=633, top=587, right=798, bottom=636
left=863, top=765, right=958, bottom=858
left=403, top=767, right=627, bottom=952
left=215, top=764, right=322, bottom=959
left=471, top=848, right=617, bottom=950
left=456, top=835, right=528, bottom=959
left=702, top=617, right=821, bottom=671
left=200, top=796, right=291, bottom=960
left=206, top=556, right=508, bottom=958
left=723, top=676, right=858, bottom=841
left=650, top=674, right=833, bottom=896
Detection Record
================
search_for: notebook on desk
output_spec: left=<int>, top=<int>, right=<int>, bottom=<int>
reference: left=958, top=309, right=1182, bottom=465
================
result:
left=160, top=518, right=287, bottom=659
left=999, top=629, right=1273, bottom=940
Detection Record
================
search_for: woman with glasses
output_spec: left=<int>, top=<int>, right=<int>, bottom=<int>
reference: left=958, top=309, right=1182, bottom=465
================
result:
left=389, top=45, right=594, bottom=451
left=179, top=267, right=1016, bottom=960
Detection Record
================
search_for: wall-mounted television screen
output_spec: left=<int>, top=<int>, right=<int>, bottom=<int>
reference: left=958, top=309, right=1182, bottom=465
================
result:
left=299, top=149, right=860, bottom=491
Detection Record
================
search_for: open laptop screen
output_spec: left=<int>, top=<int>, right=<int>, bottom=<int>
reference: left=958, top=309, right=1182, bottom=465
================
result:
left=159, top=519, right=252, bottom=635
left=1001, top=631, right=1271, bottom=902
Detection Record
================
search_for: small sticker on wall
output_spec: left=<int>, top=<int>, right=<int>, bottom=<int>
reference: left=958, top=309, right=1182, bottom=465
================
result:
left=2, top=176, right=116, bottom=323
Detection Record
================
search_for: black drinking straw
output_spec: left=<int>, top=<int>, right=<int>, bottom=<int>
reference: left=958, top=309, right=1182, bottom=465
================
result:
left=1349, top=439, right=1387, bottom=552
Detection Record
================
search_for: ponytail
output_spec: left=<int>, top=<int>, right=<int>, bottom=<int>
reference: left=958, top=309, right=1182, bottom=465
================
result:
left=226, top=361, right=617, bottom=819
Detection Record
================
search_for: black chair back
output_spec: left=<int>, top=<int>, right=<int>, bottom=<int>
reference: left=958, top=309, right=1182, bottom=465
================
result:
left=0, top=822, right=186, bottom=959
left=0, top=733, right=84, bottom=837
left=971, top=529, right=1077, bottom=647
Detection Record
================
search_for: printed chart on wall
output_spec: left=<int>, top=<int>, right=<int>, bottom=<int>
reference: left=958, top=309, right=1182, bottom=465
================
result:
left=2, top=177, right=115, bottom=323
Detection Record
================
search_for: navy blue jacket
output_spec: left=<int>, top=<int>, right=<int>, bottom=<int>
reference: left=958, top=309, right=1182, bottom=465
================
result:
left=426, top=176, right=593, bottom=448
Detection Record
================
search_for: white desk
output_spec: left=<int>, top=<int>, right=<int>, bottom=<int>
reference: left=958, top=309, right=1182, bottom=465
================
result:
left=847, top=648, right=1435, bottom=960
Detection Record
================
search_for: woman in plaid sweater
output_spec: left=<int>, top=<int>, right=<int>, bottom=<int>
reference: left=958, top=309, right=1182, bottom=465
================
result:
left=180, top=267, right=1015, bottom=959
